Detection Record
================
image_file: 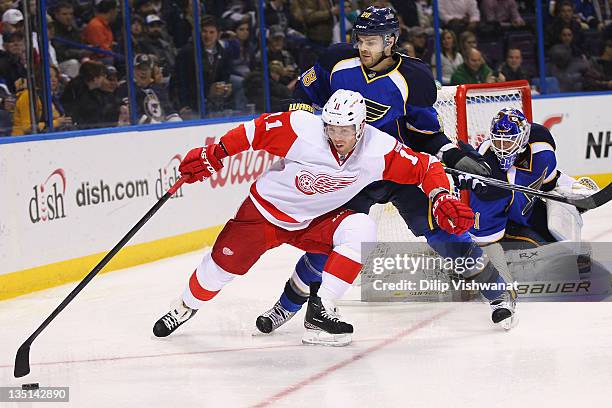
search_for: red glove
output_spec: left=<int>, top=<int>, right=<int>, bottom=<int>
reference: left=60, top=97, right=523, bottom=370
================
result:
left=179, top=144, right=225, bottom=183
left=432, top=192, right=474, bottom=235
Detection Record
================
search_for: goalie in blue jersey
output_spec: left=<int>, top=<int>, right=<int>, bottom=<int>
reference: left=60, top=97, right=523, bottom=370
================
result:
left=466, top=108, right=598, bottom=246
left=256, top=6, right=519, bottom=338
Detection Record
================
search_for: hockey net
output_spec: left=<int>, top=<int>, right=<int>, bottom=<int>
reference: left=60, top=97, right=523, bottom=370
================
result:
left=361, top=81, right=532, bottom=301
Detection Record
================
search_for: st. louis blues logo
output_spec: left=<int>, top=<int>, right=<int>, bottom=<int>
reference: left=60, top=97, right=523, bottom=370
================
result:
left=295, top=170, right=358, bottom=195
left=364, top=98, right=391, bottom=122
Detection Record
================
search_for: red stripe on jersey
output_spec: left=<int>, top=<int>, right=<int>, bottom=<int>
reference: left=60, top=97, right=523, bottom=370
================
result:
left=324, top=251, right=362, bottom=284
left=382, top=143, right=449, bottom=197
left=250, top=183, right=300, bottom=224
left=189, top=270, right=219, bottom=301
left=219, top=124, right=250, bottom=155
left=251, top=112, right=298, bottom=157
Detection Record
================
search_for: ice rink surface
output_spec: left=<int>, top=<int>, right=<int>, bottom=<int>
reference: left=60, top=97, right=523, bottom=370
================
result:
left=1, top=206, right=612, bottom=408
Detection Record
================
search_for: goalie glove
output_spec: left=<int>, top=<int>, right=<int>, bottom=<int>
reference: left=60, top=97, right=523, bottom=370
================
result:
left=179, top=144, right=227, bottom=183
left=442, top=141, right=492, bottom=177
left=432, top=191, right=475, bottom=235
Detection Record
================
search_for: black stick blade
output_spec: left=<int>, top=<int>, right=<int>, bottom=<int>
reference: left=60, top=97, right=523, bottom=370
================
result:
left=572, top=183, right=612, bottom=210
left=14, top=343, right=31, bottom=378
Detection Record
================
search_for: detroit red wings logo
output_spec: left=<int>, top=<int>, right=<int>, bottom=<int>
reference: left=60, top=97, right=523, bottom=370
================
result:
left=295, top=170, right=358, bottom=195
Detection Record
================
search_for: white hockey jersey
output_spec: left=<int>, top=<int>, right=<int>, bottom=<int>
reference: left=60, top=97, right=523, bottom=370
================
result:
left=219, top=110, right=449, bottom=230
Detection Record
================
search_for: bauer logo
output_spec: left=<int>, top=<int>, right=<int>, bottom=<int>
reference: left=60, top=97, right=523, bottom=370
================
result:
left=29, top=168, right=67, bottom=223
left=156, top=154, right=184, bottom=199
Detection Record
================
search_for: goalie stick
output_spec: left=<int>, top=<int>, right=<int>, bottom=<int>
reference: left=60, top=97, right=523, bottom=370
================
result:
left=445, top=167, right=612, bottom=211
left=14, top=177, right=187, bottom=378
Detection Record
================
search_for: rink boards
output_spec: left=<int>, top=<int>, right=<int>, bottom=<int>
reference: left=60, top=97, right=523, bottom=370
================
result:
left=1, top=94, right=612, bottom=299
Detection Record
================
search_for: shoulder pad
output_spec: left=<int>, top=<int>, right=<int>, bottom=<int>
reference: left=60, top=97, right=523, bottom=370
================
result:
left=529, top=123, right=557, bottom=150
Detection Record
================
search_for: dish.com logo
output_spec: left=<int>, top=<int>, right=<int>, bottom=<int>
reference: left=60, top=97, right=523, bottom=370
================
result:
left=29, top=168, right=67, bottom=223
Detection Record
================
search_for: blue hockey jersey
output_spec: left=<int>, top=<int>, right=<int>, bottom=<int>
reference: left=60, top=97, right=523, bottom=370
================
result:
left=293, top=43, right=446, bottom=153
left=469, top=123, right=559, bottom=242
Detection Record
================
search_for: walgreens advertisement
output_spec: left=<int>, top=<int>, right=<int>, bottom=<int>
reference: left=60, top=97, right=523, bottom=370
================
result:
left=0, top=121, right=276, bottom=275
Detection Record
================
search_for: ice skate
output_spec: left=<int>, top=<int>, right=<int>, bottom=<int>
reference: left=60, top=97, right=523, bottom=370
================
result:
left=302, top=295, right=353, bottom=346
left=490, top=291, right=518, bottom=330
left=153, top=300, right=197, bottom=337
left=255, top=301, right=297, bottom=334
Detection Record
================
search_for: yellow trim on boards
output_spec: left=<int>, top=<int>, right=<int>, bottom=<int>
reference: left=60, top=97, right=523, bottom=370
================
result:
left=574, top=172, right=612, bottom=188
left=0, top=224, right=224, bottom=301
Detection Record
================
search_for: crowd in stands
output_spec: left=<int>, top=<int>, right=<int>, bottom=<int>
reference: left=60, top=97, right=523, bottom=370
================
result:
left=1, top=0, right=611, bottom=136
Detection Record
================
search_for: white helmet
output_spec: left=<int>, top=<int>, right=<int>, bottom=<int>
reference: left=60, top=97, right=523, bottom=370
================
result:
left=322, top=89, right=367, bottom=141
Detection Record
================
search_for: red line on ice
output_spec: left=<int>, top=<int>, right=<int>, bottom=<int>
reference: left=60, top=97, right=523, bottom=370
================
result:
left=250, top=308, right=453, bottom=408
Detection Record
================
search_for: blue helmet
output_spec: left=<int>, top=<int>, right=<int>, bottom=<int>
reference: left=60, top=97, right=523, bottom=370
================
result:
left=489, top=108, right=531, bottom=171
left=351, top=6, right=400, bottom=48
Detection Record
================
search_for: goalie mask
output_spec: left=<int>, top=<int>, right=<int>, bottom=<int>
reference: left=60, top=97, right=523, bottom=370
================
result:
left=322, top=89, right=367, bottom=151
left=489, top=108, right=531, bottom=171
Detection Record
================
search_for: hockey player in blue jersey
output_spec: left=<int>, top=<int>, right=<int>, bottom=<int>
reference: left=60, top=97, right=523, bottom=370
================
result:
left=256, top=6, right=518, bottom=337
left=467, top=107, right=597, bottom=246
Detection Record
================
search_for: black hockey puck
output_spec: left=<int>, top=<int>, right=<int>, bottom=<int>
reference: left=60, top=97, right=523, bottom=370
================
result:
left=22, top=383, right=39, bottom=389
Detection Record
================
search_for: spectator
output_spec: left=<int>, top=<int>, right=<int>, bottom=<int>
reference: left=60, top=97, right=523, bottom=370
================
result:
left=60, top=60, right=106, bottom=128
left=451, top=47, right=505, bottom=84
left=81, top=0, right=118, bottom=61
left=548, top=42, right=590, bottom=91
left=134, top=0, right=157, bottom=19
left=498, top=47, right=530, bottom=80
left=585, top=39, right=612, bottom=89
left=12, top=65, right=73, bottom=135
left=390, top=0, right=420, bottom=29
left=399, top=41, right=417, bottom=58
left=117, top=54, right=180, bottom=124
left=171, top=15, right=233, bottom=116
left=95, top=65, right=122, bottom=126
left=0, top=32, right=26, bottom=94
left=546, top=1, right=584, bottom=48
left=130, top=14, right=146, bottom=51
left=0, top=83, right=15, bottom=136
left=136, top=15, right=176, bottom=79
left=438, top=0, right=480, bottom=34
left=301, top=0, right=337, bottom=47
left=409, top=27, right=430, bottom=61
left=459, top=30, right=478, bottom=57
left=244, top=60, right=295, bottom=112
left=255, top=25, right=297, bottom=75
left=480, top=0, right=526, bottom=28
left=225, top=19, right=257, bottom=111
left=162, top=0, right=192, bottom=49
left=221, top=0, right=253, bottom=31
left=431, top=29, right=464, bottom=85
left=573, top=0, right=607, bottom=29
left=51, top=2, right=90, bottom=63
left=1, top=9, right=24, bottom=35
left=265, top=0, right=292, bottom=32
left=558, top=26, right=586, bottom=57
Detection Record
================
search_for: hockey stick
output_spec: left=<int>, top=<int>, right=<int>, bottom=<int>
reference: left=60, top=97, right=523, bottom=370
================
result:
left=445, top=167, right=612, bottom=211
left=14, top=176, right=187, bottom=378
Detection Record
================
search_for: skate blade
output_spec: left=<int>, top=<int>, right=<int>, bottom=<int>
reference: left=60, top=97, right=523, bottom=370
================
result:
left=497, top=313, right=519, bottom=331
left=301, top=329, right=352, bottom=347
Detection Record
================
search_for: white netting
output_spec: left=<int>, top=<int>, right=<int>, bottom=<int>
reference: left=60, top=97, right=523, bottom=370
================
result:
left=434, top=85, right=526, bottom=146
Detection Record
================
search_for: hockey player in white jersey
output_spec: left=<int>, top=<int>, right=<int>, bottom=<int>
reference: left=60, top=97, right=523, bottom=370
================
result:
left=152, top=90, right=474, bottom=345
